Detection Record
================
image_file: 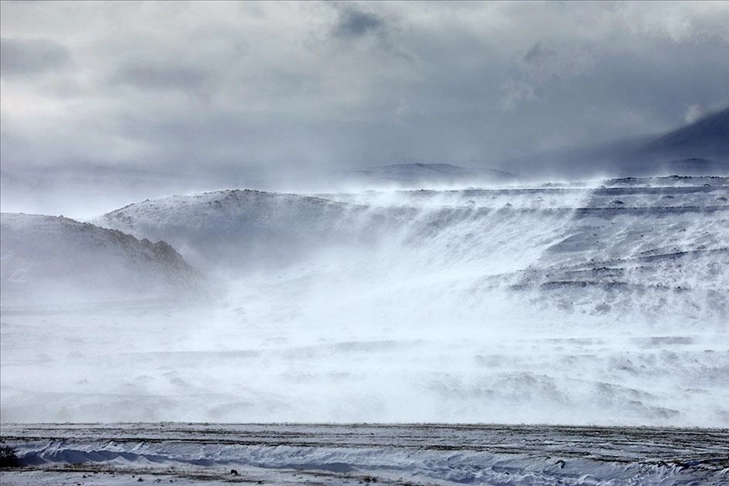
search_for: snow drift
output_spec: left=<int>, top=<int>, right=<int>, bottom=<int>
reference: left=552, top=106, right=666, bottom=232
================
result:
left=3, top=423, right=728, bottom=485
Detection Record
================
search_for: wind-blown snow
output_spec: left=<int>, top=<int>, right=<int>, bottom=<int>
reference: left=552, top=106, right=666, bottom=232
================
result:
left=1, top=176, right=728, bottom=425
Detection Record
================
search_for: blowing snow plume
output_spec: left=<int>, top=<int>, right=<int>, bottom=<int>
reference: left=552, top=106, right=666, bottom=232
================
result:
left=1, top=169, right=728, bottom=425
left=6, top=176, right=726, bottom=424
left=97, top=179, right=729, bottom=324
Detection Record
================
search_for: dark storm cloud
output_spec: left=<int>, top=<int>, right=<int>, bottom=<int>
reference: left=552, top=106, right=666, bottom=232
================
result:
left=0, top=37, right=71, bottom=77
left=328, top=3, right=412, bottom=61
left=523, top=41, right=555, bottom=63
left=333, top=6, right=386, bottom=39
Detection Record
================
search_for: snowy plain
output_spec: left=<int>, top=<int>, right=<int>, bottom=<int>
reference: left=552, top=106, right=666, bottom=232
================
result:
left=2, top=423, right=728, bottom=485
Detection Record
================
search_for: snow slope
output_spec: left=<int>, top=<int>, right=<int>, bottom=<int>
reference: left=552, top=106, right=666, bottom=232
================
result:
left=637, top=107, right=729, bottom=163
left=1, top=176, right=727, bottom=425
left=0, top=213, right=204, bottom=306
left=96, top=189, right=385, bottom=273
left=97, top=176, right=729, bottom=322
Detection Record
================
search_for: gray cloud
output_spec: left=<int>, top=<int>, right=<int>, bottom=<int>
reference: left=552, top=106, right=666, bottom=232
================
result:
left=333, top=6, right=385, bottom=39
left=1, top=1, right=728, bottom=179
left=0, top=37, right=71, bottom=77
left=109, top=60, right=209, bottom=94
left=523, top=41, right=554, bottom=63
left=327, top=3, right=413, bottom=62
left=502, top=40, right=595, bottom=110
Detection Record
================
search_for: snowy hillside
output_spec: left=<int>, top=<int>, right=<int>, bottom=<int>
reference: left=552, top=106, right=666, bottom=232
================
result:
left=97, top=176, right=729, bottom=322
left=0, top=213, right=204, bottom=306
left=97, top=189, right=387, bottom=272
left=2, top=175, right=728, bottom=425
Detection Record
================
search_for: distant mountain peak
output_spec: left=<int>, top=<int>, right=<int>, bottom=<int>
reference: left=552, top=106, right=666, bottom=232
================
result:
left=501, top=107, right=729, bottom=179
left=640, top=106, right=729, bottom=160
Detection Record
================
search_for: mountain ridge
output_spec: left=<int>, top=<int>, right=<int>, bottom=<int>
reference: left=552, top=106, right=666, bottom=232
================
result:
left=638, top=107, right=729, bottom=161
left=499, top=107, right=729, bottom=178
left=0, top=212, right=205, bottom=306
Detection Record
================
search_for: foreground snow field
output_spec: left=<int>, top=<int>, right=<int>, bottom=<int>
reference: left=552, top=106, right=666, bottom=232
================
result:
left=2, top=423, right=728, bottom=485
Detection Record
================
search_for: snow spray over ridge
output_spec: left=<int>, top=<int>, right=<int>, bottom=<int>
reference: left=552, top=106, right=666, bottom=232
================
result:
left=2, top=176, right=728, bottom=424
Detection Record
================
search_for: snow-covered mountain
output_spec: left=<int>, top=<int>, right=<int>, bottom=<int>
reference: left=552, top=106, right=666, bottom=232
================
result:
left=502, top=107, right=729, bottom=178
left=97, top=189, right=390, bottom=272
left=637, top=107, right=729, bottom=163
left=0, top=213, right=204, bottom=306
left=3, top=175, right=728, bottom=425
left=97, top=177, right=729, bottom=322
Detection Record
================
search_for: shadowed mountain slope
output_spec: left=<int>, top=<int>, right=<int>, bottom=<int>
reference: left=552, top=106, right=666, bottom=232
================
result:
left=501, top=108, right=729, bottom=178
left=1, top=213, right=204, bottom=306
left=638, top=107, right=729, bottom=161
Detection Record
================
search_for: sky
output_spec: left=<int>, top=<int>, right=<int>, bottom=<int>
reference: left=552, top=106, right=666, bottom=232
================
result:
left=2, top=1, right=729, bottom=178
